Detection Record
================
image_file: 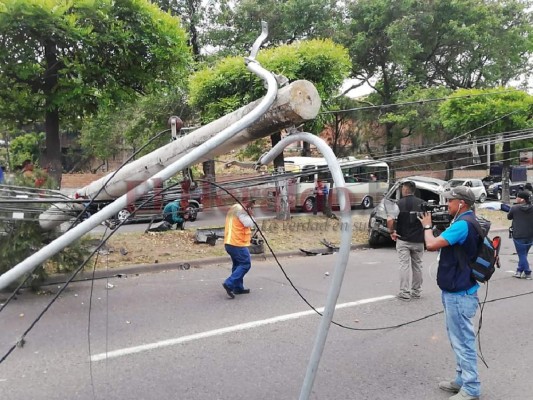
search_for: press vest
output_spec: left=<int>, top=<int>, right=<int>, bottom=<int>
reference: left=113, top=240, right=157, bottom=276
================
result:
left=224, top=204, right=252, bottom=247
left=396, top=195, right=425, bottom=242
left=437, top=212, right=479, bottom=292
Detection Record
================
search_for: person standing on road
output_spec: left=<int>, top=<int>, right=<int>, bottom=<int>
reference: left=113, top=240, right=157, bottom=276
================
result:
left=222, top=198, right=256, bottom=299
left=418, top=186, right=481, bottom=400
left=508, top=190, right=533, bottom=280
left=387, top=180, right=425, bottom=301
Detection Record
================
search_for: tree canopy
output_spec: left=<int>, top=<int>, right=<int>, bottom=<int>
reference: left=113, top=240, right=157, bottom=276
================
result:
left=201, top=0, right=343, bottom=59
left=189, top=39, right=351, bottom=123
left=341, top=0, right=532, bottom=153
left=439, top=88, right=533, bottom=200
left=0, top=0, right=192, bottom=184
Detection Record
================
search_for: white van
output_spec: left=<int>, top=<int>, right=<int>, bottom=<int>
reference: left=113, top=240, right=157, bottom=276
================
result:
left=272, top=156, right=390, bottom=212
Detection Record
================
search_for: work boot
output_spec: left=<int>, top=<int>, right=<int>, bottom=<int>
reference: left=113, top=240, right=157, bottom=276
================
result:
left=449, top=389, right=479, bottom=400
left=439, top=381, right=460, bottom=393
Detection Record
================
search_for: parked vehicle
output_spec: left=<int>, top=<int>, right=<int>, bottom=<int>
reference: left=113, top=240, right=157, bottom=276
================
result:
left=444, top=178, right=487, bottom=203
left=94, top=184, right=203, bottom=224
left=481, top=175, right=501, bottom=190
left=483, top=164, right=527, bottom=191
left=270, top=156, right=390, bottom=212
left=367, top=176, right=447, bottom=246
left=486, top=180, right=527, bottom=200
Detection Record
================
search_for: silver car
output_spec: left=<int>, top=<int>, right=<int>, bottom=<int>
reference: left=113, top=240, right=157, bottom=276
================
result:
left=445, top=178, right=487, bottom=203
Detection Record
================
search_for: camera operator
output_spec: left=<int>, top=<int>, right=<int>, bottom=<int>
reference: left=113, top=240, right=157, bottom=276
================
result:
left=418, top=186, right=481, bottom=400
left=386, top=180, right=425, bottom=301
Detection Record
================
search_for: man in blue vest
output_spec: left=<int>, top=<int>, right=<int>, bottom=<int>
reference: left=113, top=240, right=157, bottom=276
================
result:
left=418, top=186, right=481, bottom=400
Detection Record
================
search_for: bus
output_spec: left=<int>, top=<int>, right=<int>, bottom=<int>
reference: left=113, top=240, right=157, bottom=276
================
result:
left=270, top=156, right=390, bottom=212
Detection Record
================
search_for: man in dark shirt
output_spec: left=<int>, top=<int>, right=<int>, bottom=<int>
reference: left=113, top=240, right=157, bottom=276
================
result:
left=387, top=181, right=425, bottom=300
left=508, top=190, right=533, bottom=279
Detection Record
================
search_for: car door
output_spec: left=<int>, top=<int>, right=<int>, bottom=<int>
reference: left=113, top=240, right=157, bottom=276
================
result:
left=473, top=179, right=486, bottom=201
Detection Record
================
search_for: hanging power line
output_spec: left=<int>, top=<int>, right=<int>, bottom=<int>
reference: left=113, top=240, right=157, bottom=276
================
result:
left=319, top=88, right=524, bottom=115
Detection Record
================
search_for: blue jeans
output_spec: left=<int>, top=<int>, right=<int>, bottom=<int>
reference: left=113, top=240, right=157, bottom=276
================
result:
left=441, top=291, right=480, bottom=397
left=513, top=238, right=532, bottom=275
left=224, top=244, right=251, bottom=292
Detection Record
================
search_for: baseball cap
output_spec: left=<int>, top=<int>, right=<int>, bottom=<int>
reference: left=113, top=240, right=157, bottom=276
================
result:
left=443, top=186, right=476, bottom=205
left=517, top=191, right=531, bottom=202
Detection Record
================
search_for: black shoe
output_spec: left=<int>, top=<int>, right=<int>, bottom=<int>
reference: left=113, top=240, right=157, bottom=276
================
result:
left=234, top=288, right=250, bottom=295
left=222, top=283, right=235, bottom=299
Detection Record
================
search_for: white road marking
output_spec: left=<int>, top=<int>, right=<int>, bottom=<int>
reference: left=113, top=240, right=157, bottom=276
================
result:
left=91, top=295, right=394, bottom=362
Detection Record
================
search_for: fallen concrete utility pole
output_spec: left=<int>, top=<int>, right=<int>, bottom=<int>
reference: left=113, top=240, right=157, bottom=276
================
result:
left=39, top=78, right=320, bottom=231
left=1, top=21, right=321, bottom=290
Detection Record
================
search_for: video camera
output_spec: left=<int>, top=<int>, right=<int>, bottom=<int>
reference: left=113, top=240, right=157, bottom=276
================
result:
left=410, top=202, right=452, bottom=230
left=422, top=203, right=452, bottom=229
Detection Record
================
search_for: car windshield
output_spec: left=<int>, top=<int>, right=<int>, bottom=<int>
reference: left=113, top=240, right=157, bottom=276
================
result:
left=483, top=175, right=501, bottom=183
left=448, top=180, right=464, bottom=187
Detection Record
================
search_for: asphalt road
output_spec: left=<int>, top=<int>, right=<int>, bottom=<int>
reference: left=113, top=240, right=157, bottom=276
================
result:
left=1, top=234, right=532, bottom=400
left=91, top=207, right=373, bottom=234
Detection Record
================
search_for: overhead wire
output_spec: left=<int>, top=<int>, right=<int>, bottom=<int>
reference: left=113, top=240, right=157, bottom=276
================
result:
left=2, top=137, right=531, bottom=222
left=1, top=90, right=531, bottom=366
left=318, top=88, right=524, bottom=115
left=0, top=179, right=186, bottom=364
left=0, top=128, right=174, bottom=315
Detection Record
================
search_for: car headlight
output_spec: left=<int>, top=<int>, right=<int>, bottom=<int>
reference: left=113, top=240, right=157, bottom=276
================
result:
left=488, top=183, right=497, bottom=189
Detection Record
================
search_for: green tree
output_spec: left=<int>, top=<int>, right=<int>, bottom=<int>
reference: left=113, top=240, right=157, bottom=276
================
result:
left=152, top=0, right=205, bottom=59
left=190, top=38, right=350, bottom=154
left=189, top=39, right=350, bottom=200
left=189, top=39, right=351, bottom=122
left=202, top=0, right=344, bottom=58
left=341, top=0, right=532, bottom=153
left=9, top=132, right=44, bottom=168
left=321, top=96, right=369, bottom=157
left=80, top=88, right=193, bottom=166
left=0, top=0, right=191, bottom=185
left=439, top=88, right=533, bottom=202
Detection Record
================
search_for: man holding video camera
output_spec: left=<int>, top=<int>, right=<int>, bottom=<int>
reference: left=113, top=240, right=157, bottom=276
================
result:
left=387, top=180, right=425, bottom=301
left=418, top=186, right=481, bottom=400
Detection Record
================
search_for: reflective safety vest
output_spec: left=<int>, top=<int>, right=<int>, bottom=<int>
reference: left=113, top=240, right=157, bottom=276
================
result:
left=224, top=204, right=252, bottom=247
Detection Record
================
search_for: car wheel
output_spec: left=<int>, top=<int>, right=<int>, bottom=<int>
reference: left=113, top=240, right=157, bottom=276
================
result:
left=368, top=227, right=381, bottom=247
left=188, top=200, right=201, bottom=210
left=116, top=208, right=131, bottom=223
left=496, top=190, right=502, bottom=201
left=303, top=197, right=315, bottom=213
left=478, top=193, right=486, bottom=203
left=361, top=196, right=373, bottom=209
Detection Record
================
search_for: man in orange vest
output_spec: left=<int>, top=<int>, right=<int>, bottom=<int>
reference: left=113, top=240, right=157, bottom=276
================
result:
left=222, top=198, right=256, bottom=299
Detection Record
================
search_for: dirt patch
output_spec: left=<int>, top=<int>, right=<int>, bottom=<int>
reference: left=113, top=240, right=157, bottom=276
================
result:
left=87, top=209, right=509, bottom=270
left=90, top=214, right=370, bottom=269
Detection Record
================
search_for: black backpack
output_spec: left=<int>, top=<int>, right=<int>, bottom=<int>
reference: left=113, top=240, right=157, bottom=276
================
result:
left=457, top=214, right=501, bottom=283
